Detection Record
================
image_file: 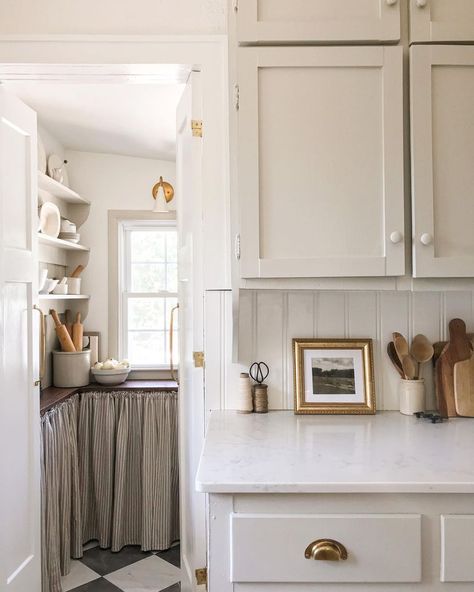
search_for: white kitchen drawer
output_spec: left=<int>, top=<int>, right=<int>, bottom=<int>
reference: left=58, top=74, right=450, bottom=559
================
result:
left=230, top=513, right=421, bottom=583
left=236, top=0, right=401, bottom=44
left=441, top=515, right=474, bottom=582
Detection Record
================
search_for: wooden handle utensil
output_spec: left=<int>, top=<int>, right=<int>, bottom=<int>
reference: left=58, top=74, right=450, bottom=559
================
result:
left=50, top=309, right=76, bottom=352
left=70, top=264, right=85, bottom=278
left=72, top=312, right=83, bottom=352
left=65, top=309, right=73, bottom=337
left=387, top=342, right=404, bottom=378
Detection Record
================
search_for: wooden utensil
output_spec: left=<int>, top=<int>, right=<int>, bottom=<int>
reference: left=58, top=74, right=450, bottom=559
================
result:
left=70, top=264, right=85, bottom=278
left=72, top=312, right=83, bottom=352
left=387, top=342, right=404, bottom=377
left=402, top=354, right=417, bottom=380
left=410, top=334, right=434, bottom=378
left=435, top=318, right=473, bottom=417
left=65, top=309, right=73, bottom=337
left=393, top=332, right=409, bottom=366
left=454, top=355, right=474, bottom=417
left=50, top=309, right=76, bottom=352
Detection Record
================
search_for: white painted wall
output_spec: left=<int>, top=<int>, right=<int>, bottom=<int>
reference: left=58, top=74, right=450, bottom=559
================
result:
left=0, top=0, right=226, bottom=35
left=205, top=289, right=474, bottom=413
left=66, top=149, right=176, bottom=360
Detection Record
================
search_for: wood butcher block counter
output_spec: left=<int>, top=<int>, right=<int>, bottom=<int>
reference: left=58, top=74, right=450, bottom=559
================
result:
left=40, top=380, right=178, bottom=414
left=197, top=411, right=474, bottom=591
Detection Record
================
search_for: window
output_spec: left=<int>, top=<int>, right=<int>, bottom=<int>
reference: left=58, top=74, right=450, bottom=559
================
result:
left=119, top=221, right=178, bottom=369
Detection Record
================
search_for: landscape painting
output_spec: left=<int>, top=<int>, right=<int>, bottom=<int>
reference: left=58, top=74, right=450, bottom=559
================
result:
left=312, top=357, right=356, bottom=395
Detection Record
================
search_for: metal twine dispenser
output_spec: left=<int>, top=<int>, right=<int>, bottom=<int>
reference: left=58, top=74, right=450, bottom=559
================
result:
left=249, top=362, right=269, bottom=413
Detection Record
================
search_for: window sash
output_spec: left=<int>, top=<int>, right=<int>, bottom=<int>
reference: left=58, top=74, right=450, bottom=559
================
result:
left=119, top=221, right=178, bottom=369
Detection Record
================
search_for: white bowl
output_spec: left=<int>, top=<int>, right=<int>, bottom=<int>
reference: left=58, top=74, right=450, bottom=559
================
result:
left=40, top=278, right=59, bottom=294
left=60, top=218, right=76, bottom=233
left=39, top=202, right=61, bottom=238
left=92, top=368, right=130, bottom=386
left=52, top=283, right=68, bottom=295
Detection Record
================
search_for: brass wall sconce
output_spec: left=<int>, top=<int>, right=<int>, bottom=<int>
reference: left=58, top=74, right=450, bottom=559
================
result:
left=152, top=176, right=175, bottom=212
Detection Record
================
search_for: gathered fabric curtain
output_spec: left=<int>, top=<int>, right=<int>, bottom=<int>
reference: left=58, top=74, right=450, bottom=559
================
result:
left=41, top=390, right=179, bottom=592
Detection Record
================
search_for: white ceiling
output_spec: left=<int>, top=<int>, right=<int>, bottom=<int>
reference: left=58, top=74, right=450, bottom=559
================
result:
left=8, top=80, right=186, bottom=161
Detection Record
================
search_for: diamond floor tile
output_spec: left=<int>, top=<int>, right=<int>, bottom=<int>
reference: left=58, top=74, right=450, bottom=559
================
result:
left=65, top=578, right=123, bottom=592
left=79, top=545, right=153, bottom=576
left=61, top=559, right=101, bottom=591
left=104, top=555, right=181, bottom=592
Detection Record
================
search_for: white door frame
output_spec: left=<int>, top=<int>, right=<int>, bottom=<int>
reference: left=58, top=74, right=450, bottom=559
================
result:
left=0, top=34, right=229, bottom=590
left=0, top=35, right=230, bottom=293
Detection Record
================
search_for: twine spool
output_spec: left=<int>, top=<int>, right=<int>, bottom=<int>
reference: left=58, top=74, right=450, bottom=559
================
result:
left=238, top=372, right=253, bottom=414
left=253, top=383, right=268, bottom=414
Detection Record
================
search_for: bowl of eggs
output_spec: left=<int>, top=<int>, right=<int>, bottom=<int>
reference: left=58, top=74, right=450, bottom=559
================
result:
left=92, top=359, right=131, bottom=385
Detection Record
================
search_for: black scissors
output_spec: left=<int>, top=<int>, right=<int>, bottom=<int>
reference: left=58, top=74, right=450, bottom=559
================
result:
left=249, top=362, right=269, bottom=384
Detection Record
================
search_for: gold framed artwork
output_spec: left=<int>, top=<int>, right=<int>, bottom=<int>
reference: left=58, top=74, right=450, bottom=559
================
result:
left=293, top=338, right=375, bottom=415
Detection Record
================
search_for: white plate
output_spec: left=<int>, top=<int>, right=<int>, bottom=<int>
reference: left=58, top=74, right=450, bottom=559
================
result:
left=37, top=135, right=47, bottom=174
left=39, top=202, right=61, bottom=238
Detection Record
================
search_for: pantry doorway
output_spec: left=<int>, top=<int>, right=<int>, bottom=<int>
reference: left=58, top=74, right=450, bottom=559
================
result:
left=0, top=35, right=228, bottom=592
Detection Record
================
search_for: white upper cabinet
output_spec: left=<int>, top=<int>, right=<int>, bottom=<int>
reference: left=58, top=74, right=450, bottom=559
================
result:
left=236, top=0, right=401, bottom=44
left=237, top=46, right=405, bottom=279
left=410, top=0, right=474, bottom=43
left=411, top=45, right=474, bottom=278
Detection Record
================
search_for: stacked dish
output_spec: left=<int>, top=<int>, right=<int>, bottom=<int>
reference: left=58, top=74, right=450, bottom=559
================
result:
left=59, top=232, right=80, bottom=243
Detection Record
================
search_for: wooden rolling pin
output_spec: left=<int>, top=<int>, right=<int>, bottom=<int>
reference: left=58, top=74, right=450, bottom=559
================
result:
left=72, top=312, right=83, bottom=352
left=65, top=309, right=73, bottom=337
left=50, top=309, right=76, bottom=352
left=70, top=264, right=85, bottom=278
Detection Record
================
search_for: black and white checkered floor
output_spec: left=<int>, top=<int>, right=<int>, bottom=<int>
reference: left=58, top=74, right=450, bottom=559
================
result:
left=61, top=541, right=181, bottom=592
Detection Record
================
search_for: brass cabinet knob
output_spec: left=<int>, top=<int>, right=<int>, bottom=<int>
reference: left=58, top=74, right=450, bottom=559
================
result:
left=304, top=539, right=348, bottom=561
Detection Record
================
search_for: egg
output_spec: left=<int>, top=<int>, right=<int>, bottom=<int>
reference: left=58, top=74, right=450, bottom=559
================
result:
left=102, top=360, right=114, bottom=370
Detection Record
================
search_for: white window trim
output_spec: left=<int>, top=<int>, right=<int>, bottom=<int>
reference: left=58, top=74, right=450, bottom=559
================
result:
left=108, top=210, right=177, bottom=377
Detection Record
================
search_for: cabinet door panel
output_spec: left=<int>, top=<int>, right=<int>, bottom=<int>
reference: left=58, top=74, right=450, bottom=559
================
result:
left=441, top=515, right=474, bottom=582
left=237, top=0, right=400, bottom=44
left=410, top=0, right=474, bottom=43
left=238, top=47, right=404, bottom=278
left=411, top=46, right=474, bottom=277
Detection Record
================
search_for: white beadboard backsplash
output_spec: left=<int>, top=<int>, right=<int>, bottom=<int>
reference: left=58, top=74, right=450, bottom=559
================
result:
left=204, top=289, right=474, bottom=412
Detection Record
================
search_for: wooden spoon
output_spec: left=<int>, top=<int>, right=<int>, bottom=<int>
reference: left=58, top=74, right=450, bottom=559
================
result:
left=402, top=354, right=417, bottom=380
left=393, top=332, right=409, bottom=366
left=387, top=342, right=404, bottom=377
left=410, top=334, right=434, bottom=378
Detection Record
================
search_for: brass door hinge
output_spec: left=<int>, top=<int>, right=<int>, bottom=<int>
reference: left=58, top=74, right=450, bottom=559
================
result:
left=234, top=84, right=240, bottom=111
left=233, top=0, right=239, bottom=12
left=195, top=567, right=207, bottom=586
left=193, top=351, right=205, bottom=368
left=191, top=119, right=203, bottom=137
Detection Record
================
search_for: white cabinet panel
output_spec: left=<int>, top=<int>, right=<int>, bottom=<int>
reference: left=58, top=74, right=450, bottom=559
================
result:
left=410, top=0, right=474, bottom=43
left=237, top=0, right=400, bottom=44
left=411, top=45, right=474, bottom=278
left=441, top=515, right=474, bottom=582
left=238, top=46, right=404, bottom=279
left=231, top=513, right=421, bottom=583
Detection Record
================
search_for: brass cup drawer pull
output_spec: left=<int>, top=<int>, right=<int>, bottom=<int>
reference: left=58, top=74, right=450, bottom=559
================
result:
left=304, top=539, right=348, bottom=562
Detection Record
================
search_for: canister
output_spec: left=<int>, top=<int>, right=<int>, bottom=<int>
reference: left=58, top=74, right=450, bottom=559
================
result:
left=53, top=350, right=91, bottom=387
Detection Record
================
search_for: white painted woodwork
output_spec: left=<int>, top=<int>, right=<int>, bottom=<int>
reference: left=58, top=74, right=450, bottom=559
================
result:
left=236, top=0, right=401, bottom=44
left=441, top=515, right=474, bottom=582
left=411, top=45, right=474, bottom=278
left=204, top=289, right=474, bottom=412
left=231, top=514, right=421, bottom=582
left=410, top=0, right=474, bottom=43
left=208, top=491, right=474, bottom=591
left=0, top=89, right=41, bottom=590
left=238, top=46, right=405, bottom=278
left=176, top=72, right=206, bottom=592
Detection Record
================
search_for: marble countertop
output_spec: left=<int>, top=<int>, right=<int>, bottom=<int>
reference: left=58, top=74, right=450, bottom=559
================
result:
left=196, top=411, right=474, bottom=494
